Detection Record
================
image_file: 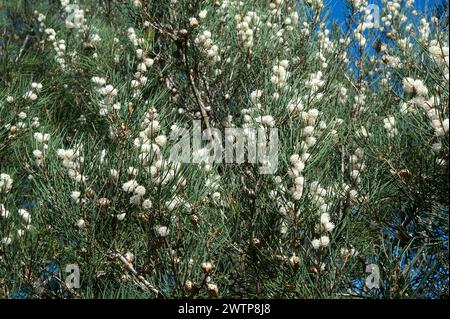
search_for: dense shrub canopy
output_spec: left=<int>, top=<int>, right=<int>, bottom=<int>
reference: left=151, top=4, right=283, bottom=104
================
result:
left=0, top=0, right=448, bottom=298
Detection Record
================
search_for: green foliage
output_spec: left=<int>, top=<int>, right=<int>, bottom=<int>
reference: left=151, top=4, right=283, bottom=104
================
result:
left=0, top=0, right=448, bottom=299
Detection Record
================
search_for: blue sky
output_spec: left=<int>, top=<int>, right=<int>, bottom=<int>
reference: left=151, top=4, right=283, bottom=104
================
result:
left=327, top=0, right=444, bottom=22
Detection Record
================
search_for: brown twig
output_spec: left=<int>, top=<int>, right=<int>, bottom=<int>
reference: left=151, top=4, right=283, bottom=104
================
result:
left=110, top=251, right=160, bottom=296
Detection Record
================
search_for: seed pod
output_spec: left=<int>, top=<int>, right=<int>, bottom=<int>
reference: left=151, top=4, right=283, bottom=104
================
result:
left=190, top=214, right=199, bottom=225
left=185, top=280, right=194, bottom=291
left=201, top=261, right=214, bottom=273
left=207, top=283, right=219, bottom=296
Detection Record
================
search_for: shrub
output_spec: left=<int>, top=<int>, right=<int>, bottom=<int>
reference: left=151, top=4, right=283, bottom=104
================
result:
left=0, top=0, right=448, bottom=298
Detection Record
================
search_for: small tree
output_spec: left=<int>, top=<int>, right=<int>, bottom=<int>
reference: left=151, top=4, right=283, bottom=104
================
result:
left=0, top=0, right=448, bottom=298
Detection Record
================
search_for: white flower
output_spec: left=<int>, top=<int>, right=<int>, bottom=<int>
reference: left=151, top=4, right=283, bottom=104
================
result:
left=71, top=191, right=81, bottom=202
left=308, top=108, right=320, bottom=119
left=76, top=219, right=86, bottom=229
left=137, top=62, right=147, bottom=72
left=403, top=77, right=415, bottom=94
left=144, top=58, right=154, bottom=67
left=2, top=237, right=12, bottom=246
left=19, top=209, right=31, bottom=224
left=142, top=199, right=153, bottom=209
left=0, top=174, right=13, bottom=193
left=189, top=17, right=199, bottom=28
left=33, top=149, right=43, bottom=159
left=311, top=238, right=321, bottom=250
left=122, top=180, right=139, bottom=193
left=92, top=77, right=106, bottom=86
left=324, top=222, right=335, bottom=232
left=134, top=185, right=146, bottom=197
left=116, top=213, right=126, bottom=221
left=250, top=90, right=263, bottom=104
left=128, top=167, right=138, bottom=176
left=294, top=176, right=304, bottom=186
left=1, top=204, right=10, bottom=218
left=403, top=78, right=428, bottom=96
left=413, top=79, right=428, bottom=96
left=442, top=118, right=449, bottom=134
left=199, top=10, right=208, bottom=19
left=260, top=115, right=275, bottom=127
left=320, top=235, right=330, bottom=247
left=155, top=135, right=167, bottom=147
left=33, top=132, right=50, bottom=143
left=290, top=154, right=300, bottom=165
left=303, top=126, right=315, bottom=137
left=320, top=213, right=330, bottom=225
left=125, top=251, right=134, bottom=263
left=130, top=195, right=142, bottom=205
left=155, top=225, right=169, bottom=237
left=287, top=98, right=304, bottom=113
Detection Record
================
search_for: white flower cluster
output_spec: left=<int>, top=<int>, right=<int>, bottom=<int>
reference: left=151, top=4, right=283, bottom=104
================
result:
left=284, top=11, right=299, bottom=32
left=381, top=0, right=408, bottom=30
left=0, top=173, right=13, bottom=194
left=195, top=30, right=221, bottom=65
left=354, top=24, right=367, bottom=47
left=129, top=28, right=154, bottom=96
left=403, top=78, right=428, bottom=97
left=127, top=27, right=144, bottom=47
left=33, top=132, right=50, bottom=167
left=270, top=59, right=289, bottom=88
left=300, top=108, right=320, bottom=149
left=419, top=18, right=430, bottom=43
left=1, top=203, right=10, bottom=218
left=44, top=28, right=56, bottom=42
left=428, top=109, right=449, bottom=138
left=240, top=90, right=275, bottom=146
left=56, top=148, right=87, bottom=183
left=309, top=182, right=335, bottom=250
left=91, top=77, right=118, bottom=116
left=165, top=194, right=193, bottom=212
left=44, top=28, right=67, bottom=69
left=353, top=91, right=367, bottom=113
left=122, top=178, right=152, bottom=209
left=286, top=108, right=322, bottom=201
left=349, top=148, right=365, bottom=185
left=338, top=87, right=348, bottom=104
left=0, top=204, right=32, bottom=246
left=288, top=154, right=308, bottom=200
left=23, top=82, right=43, bottom=101
left=286, top=97, right=304, bottom=115
left=258, top=115, right=276, bottom=128
left=235, top=11, right=260, bottom=49
left=84, top=33, right=102, bottom=50
left=429, top=42, right=449, bottom=80
left=18, top=208, right=32, bottom=225
left=133, top=108, right=179, bottom=187
left=63, top=1, right=85, bottom=29
left=305, top=71, right=325, bottom=93
left=383, top=116, right=398, bottom=138
left=34, top=11, right=46, bottom=33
